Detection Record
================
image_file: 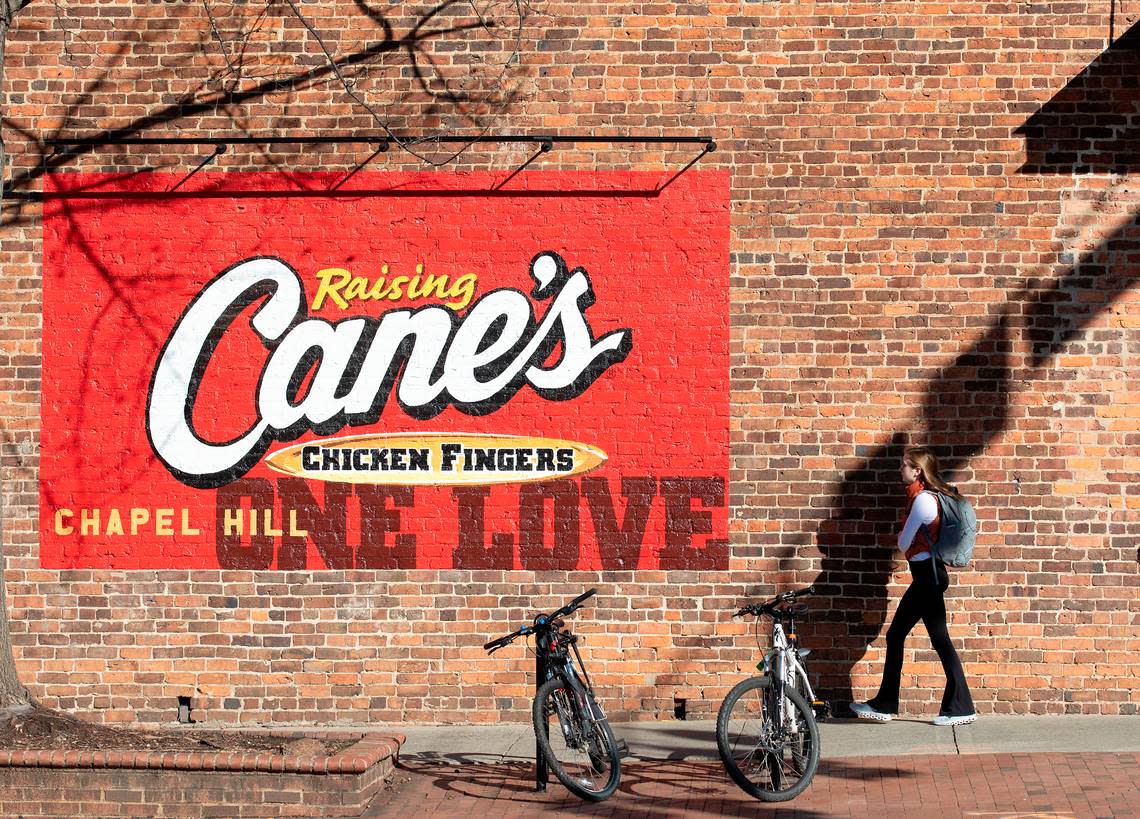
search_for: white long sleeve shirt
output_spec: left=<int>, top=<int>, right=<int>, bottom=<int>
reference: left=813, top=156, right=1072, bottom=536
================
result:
left=898, top=490, right=937, bottom=562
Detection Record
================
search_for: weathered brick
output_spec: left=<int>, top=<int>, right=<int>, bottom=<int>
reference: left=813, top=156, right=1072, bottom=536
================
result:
left=0, top=1, right=1137, bottom=727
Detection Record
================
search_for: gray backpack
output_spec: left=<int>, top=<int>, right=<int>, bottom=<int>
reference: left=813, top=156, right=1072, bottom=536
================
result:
left=925, top=490, right=978, bottom=568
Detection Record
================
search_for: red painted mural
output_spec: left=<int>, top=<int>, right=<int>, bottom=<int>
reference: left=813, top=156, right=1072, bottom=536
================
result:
left=40, top=171, right=729, bottom=570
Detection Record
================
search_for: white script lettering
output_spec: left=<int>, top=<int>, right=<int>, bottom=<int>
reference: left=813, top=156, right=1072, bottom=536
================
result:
left=147, top=252, right=631, bottom=486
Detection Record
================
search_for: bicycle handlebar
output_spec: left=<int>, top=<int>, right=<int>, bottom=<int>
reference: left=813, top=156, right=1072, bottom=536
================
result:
left=482, top=633, right=520, bottom=652
left=483, top=588, right=598, bottom=653
left=733, top=585, right=816, bottom=618
left=551, top=587, right=597, bottom=620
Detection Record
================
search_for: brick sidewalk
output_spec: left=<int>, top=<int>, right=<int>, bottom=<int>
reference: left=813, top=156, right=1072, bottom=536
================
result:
left=364, top=753, right=1139, bottom=818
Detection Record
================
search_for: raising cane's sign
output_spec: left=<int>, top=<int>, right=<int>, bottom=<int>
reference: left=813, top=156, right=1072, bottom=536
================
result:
left=40, top=171, right=729, bottom=571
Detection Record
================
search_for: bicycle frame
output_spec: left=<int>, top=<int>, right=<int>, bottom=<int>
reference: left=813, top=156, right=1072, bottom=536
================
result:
left=483, top=587, right=625, bottom=800
left=542, top=626, right=607, bottom=724
left=721, top=585, right=822, bottom=803
left=765, top=620, right=817, bottom=732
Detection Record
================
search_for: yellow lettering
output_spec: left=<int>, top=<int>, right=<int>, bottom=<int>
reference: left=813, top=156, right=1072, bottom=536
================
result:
left=288, top=510, right=308, bottom=538
left=367, top=276, right=390, bottom=300
left=55, top=509, right=74, bottom=536
left=447, top=274, right=477, bottom=310
left=81, top=508, right=100, bottom=537
left=387, top=276, right=408, bottom=300
left=130, top=508, right=150, bottom=536
left=155, top=508, right=174, bottom=536
left=263, top=509, right=282, bottom=537
left=223, top=508, right=243, bottom=536
left=410, top=273, right=446, bottom=300
left=314, top=263, right=478, bottom=309
left=106, top=508, right=124, bottom=536
left=181, top=509, right=200, bottom=536
left=344, top=276, right=369, bottom=302
left=312, top=268, right=352, bottom=310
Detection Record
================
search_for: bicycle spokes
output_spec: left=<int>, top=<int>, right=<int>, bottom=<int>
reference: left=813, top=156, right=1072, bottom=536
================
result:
left=487, top=589, right=620, bottom=802
left=732, top=690, right=808, bottom=789
left=537, top=681, right=619, bottom=798
left=718, top=675, right=820, bottom=802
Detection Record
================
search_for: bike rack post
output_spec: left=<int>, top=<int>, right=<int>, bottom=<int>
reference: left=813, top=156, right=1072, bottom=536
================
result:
left=535, top=650, right=548, bottom=792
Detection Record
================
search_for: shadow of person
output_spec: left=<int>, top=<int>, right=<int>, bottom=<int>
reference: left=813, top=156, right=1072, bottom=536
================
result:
left=805, top=430, right=908, bottom=710
left=807, top=204, right=1139, bottom=710
left=805, top=23, right=1140, bottom=710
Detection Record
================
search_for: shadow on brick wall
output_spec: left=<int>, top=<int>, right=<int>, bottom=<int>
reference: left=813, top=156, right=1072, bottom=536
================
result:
left=1017, top=24, right=1140, bottom=174
left=810, top=24, right=1140, bottom=710
left=0, top=1, right=526, bottom=227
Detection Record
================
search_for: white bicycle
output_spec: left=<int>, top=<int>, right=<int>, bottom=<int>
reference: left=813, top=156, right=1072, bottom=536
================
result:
left=717, top=586, right=822, bottom=802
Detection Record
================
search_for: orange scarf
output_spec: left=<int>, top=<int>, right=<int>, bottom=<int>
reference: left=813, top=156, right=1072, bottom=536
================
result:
left=903, top=480, right=940, bottom=560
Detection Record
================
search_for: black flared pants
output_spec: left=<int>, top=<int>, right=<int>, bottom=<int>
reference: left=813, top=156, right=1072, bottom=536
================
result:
left=868, top=558, right=975, bottom=717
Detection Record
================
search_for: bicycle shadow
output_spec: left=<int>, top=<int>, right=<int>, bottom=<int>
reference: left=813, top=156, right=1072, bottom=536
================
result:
left=804, top=22, right=1140, bottom=711
left=394, top=754, right=739, bottom=814
left=599, top=724, right=719, bottom=761
left=388, top=752, right=909, bottom=816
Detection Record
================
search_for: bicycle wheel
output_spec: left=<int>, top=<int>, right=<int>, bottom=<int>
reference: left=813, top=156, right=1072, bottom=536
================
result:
left=716, top=675, right=821, bottom=802
left=532, top=676, right=621, bottom=801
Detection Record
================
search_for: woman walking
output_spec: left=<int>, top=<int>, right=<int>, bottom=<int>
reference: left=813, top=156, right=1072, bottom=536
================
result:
left=850, top=447, right=977, bottom=726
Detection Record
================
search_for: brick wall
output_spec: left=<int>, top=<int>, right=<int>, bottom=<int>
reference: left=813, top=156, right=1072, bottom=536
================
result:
left=0, top=731, right=400, bottom=818
left=1, top=1, right=1137, bottom=724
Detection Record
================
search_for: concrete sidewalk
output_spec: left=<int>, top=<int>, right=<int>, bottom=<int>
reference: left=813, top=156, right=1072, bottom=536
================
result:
left=397, top=715, right=1140, bottom=764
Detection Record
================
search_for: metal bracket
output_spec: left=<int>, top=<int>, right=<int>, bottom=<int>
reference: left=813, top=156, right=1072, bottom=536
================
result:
left=168, top=143, right=226, bottom=192
left=37, top=134, right=716, bottom=194
left=494, top=138, right=553, bottom=191
left=656, top=141, right=716, bottom=192
left=329, top=140, right=390, bottom=190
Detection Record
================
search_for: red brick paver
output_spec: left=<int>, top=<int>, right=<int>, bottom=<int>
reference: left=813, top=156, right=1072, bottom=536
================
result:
left=364, top=753, right=1140, bottom=818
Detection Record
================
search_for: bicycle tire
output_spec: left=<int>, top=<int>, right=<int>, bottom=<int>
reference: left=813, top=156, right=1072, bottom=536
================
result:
left=532, top=676, right=621, bottom=801
left=716, top=675, right=821, bottom=802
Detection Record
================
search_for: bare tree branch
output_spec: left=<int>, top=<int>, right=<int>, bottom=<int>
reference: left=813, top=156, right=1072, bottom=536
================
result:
left=4, top=11, right=508, bottom=209
left=202, top=0, right=242, bottom=92
left=282, top=0, right=529, bottom=166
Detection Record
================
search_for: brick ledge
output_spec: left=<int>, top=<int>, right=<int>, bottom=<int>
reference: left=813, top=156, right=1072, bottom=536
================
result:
left=0, top=731, right=404, bottom=774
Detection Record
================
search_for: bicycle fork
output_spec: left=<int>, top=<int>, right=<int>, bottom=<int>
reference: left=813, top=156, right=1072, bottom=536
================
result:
left=769, top=651, right=801, bottom=735
left=768, top=624, right=801, bottom=735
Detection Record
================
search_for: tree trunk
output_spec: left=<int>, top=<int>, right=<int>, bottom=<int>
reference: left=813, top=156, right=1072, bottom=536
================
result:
left=0, top=490, right=32, bottom=712
left=0, top=0, right=35, bottom=714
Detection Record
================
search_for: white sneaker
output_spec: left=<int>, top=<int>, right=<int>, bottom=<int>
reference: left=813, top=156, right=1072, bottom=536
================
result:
left=932, top=713, right=976, bottom=726
left=849, top=702, right=892, bottom=722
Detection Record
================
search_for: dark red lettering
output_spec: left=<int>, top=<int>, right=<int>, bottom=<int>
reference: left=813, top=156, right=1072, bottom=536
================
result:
left=582, top=476, right=656, bottom=570
left=660, top=477, right=727, bottom=570
left=452, top=487, right=513, bottom=569
left=356, top=486, right=416, bottom=568
left=277, top=478, right=351, bottom=569
left=215, top=478, right=274, bottom=569
left=519, top=480, right=580, bottom=570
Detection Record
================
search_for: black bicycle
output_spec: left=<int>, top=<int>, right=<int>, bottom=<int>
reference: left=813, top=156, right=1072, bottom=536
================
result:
left=717, top=586, right=822, bottom=802
left=483, top=588, right=621, bottom=802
